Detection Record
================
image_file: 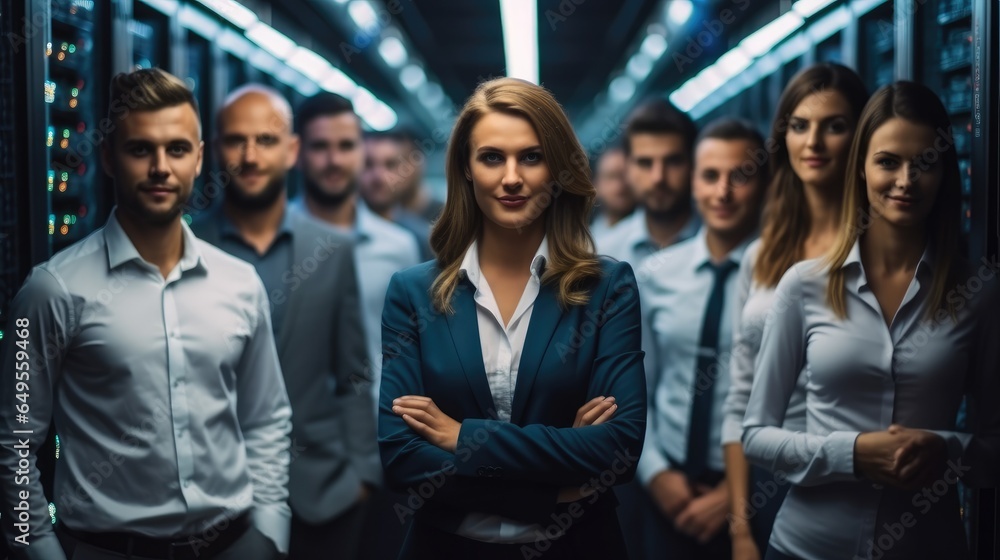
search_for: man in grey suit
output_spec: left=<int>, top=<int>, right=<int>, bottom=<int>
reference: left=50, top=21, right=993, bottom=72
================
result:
left=191, top=84, right=379, bottom=560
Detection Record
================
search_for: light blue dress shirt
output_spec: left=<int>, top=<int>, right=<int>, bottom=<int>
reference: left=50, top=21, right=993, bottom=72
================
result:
left=635, top=228, right=752, bottom=484
left=596, top=208, right=701, bottom=268
left=743, top=242, right=1000, bottom=560
left=720, top=239, right=807, bottom=445
left=290, top=198, right=420, bottom=399
left=0, top=211, right=292, bottom=560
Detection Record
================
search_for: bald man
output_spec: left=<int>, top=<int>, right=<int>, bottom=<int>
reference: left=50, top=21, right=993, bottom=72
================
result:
left=191, top=85, right=379, bottom=559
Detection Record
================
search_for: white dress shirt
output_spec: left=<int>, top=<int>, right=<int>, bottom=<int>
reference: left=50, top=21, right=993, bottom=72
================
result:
left=596, top=208, right=701, bottom=268
left=454, top=237, right=549, bottom=543
left=0, top=212, right=292, bottom=560
left=720, top=239, right=807, bottom=445
left=635, top=229, right=752, bottom=484
left=743, top=242, right=1000, bottom=560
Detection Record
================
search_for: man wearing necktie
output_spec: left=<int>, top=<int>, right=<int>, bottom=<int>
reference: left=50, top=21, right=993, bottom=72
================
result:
left=632, top=119, right=769, bottom=560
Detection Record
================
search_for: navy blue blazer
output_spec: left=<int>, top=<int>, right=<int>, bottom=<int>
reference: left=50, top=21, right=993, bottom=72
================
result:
left=378, top=257, right=646, bottom=533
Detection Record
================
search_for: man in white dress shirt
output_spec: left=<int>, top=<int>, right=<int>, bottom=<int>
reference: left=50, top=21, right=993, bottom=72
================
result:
left=632, top=119, right=768, bottom=560
left=0, top=68, right=291, bottom=560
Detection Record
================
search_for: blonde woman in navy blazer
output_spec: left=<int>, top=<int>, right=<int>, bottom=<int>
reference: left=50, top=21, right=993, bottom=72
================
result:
left=378, top=78, right=646, bottom=560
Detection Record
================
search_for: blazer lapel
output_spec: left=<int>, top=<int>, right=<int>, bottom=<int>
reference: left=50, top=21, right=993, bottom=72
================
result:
left=446, top=280, right=496, bottom=417
left=510, top=282, right=563, bottom=424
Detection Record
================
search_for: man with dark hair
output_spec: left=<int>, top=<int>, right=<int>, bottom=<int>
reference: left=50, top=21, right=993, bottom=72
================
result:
left=597, top=98, right=701, bottom=265
left=631, top=118, right=767, bottom=560
left=0, top=68, right=291, bottom=560
left=360, top=132, right=433, bottom=261
left=293, top=91, right=419, bottom=560
left=191, top=84, right=377, bottom=560
left=292, top=92, right=419, bottom=400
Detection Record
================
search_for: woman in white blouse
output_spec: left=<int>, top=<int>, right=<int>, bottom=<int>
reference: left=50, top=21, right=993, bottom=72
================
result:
left=721, top=63, right=869, bottom=560
left=742, top=81, right=1000, bottom=560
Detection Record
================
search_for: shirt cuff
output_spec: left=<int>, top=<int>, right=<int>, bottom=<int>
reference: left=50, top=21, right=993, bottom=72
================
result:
left=251, top=503, right=291, bottom=555
left=721, top=416, right=745, bottom=446
left=637, top=447, right=671, bottom=487
left=828, top=430, right=861, bottom=477
left=17, top=532, right=68, bottom=560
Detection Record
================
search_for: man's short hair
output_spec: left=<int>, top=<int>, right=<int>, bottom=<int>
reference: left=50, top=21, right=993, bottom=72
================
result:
left=106, top=68, right=200, bottom=143
left=695, top=118, right=765, bottom=152
left=295, top=92, right=356, bottom=135
left=623, top=98, right=697, bottom=158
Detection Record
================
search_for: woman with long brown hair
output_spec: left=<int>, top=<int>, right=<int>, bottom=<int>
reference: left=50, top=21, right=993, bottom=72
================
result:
left=721, top=63, right=868, bottom=560
left=742, top=81, right=1000, bottom=560
left=377, top=77, right=646, bottom=559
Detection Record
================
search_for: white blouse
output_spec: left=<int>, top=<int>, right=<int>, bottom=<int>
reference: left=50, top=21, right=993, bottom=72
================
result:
left=743, top=241, right=1000, bottom=560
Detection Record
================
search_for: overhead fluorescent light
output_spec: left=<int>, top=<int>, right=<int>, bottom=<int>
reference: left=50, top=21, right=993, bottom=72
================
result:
left=640, top=33, right=668, bottom=59
left=626, top=52, right=654, bottom=81
left=179, top=4, right=220, bottom=38
left=348, top=0, right=379, bottom=31
left=321, top=67, right=357, bottom=95
left=365, top=102, right=399, bottom=131
left=739, top=11, right=803, bottom=58
left=609, top=76, right=636, bottom=103
left=143, top=0, right=179, bottom=16
left=499, top=0, right=539, bottom=83
left=245, top=21, right=297, bottom=59
left=216, top=27, right=253, bottom=58
left=667, top=0, right=693, bottom=26
left=793, top=0, right=837, bottom=18
left=715, top=48, right=752, bottom=77
left=378, top=36, right=408, bottom=68
left=286, top=47, right=332, bottom=82
left=418, top=82, right=444, bottom=108
left=248, top=48, right=281, bottom=76
left=195, top=0, right=257, bottom=29
left=400, top=64, right=426, bottom=91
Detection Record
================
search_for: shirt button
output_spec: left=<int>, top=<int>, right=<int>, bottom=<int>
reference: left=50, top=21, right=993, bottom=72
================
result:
left=183, top=480, right=191, bottom=488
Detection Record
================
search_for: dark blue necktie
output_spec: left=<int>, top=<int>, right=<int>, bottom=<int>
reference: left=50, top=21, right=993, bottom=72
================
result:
left=685, top=259, right=738, bottom=479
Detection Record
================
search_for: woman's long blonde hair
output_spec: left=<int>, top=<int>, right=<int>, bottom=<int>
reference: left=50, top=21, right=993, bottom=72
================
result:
left=429, top=78, right=602, bottom=314
left=825, top=81, right=962, bottom=319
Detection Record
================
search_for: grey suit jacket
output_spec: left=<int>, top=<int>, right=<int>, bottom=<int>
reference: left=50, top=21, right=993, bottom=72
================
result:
left=192, top=207, right=380, bottom=524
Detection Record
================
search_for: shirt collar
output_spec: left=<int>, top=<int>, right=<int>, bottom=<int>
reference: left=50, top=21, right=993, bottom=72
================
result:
left=843, top=238, right=935, bottom=292
left=626, top=207, right=702, bottom=253
left=288, top=195, right=372, bottom=242
left=459, top=235, right=549, bottom=289
left=218, top=206, right=295, bottom=245
left=689, top=226, right=753, bottom=272
left=104, top=208, right=206, bottom=273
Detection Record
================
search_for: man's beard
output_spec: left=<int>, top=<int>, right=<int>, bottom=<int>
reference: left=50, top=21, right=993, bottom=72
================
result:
left=116, top=183, right=187, bottom=227
left=226, top=174, right=286, bottom=211
left=303, top=174, right=357, bottom=208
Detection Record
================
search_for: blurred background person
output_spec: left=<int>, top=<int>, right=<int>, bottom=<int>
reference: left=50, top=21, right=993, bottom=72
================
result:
left=590, top=146, right=635, bottom=241
left=597, top=98, right=700, bottom=267
left=191, top=84, right=377, bottom=560
left=633, top=119, right=768, bottom=560
left=721, top=63, right=869, bottom=560
left=360, top=131, right=433, bottom=261
left=397, top=132, right=446, bottom=223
